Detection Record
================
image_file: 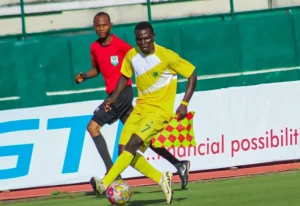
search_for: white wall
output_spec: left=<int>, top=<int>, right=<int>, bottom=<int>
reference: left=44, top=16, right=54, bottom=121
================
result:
left=1, top=0, right=298, bottom=36
left=233, top=0, right=269, bottom=12
left=0, top=0, right=42, bottom=6
left=0, top=0, right=230, bottom=36
left=271, top=0, right=300, bottom=8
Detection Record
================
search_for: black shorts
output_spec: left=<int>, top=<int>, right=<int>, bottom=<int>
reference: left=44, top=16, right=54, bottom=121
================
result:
left=91, top=86, right=134, bottom=126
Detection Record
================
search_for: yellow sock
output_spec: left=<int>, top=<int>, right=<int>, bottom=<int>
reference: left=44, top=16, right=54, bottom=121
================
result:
left=131, top=153, right=162, bottom=184
left=103, top=151, right=134, bottom=187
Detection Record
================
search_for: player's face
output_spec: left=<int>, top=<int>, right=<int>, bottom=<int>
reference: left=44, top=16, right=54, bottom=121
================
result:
left=135, top=28, right=155, bottom=54
left=93, top=15, right=112, bottom=38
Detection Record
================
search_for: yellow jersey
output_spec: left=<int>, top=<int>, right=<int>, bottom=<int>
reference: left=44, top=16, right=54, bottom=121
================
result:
left=121, top=43, right=195, bottom=117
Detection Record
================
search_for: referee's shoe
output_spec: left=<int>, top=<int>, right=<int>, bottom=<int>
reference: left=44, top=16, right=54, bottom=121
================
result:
left=175, top=160, right=190, bottom=189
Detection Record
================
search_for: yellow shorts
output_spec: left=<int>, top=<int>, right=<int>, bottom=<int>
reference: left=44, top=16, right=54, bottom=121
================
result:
left=119, top=109, right=169, bottom=153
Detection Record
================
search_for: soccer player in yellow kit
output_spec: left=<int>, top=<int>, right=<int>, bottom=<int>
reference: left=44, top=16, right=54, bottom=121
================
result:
left=94, top=21, right=197, bottom=204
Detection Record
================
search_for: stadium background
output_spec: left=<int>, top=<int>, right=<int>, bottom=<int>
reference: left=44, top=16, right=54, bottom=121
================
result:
left=1, top=0, right=300, bottom=197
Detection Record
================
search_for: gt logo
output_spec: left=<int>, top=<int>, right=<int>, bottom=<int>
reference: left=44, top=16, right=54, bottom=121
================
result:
left=0, top=115, right=91, bottom=180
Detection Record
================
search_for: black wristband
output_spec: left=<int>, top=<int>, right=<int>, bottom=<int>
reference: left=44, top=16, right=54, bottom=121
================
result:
left=82, top=73, right=89, bottom=80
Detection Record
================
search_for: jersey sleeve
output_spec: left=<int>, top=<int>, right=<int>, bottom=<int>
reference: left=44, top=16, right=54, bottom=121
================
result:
left=168, top=50, right=195, bottom=78
left=121, top=51, right=134, bottom=78
left=90, top=44, right=97, bottom=68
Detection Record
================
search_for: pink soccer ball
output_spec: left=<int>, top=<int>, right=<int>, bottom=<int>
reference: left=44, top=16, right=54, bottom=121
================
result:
left=106, top=179, right=132, bottom=205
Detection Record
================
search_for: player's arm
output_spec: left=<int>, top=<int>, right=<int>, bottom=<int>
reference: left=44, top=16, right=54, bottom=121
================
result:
left=84, top=66, right=100, bottom=79
left=75, top=66, right=100, bottom=84
left=75, top=45, right=100, bottom=84
left=110, top=74, right=130, bottom=100
left=107, top=42, right=132, bottom=97
left=181, top=71, right=197, bottom=105
left=104, top=52, right=133, bottom=111
left=169, top=51, right=197, bottom=120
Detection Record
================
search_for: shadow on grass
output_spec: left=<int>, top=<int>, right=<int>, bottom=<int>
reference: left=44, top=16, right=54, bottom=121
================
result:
left=84, top=191, right=97, bottom=196
left=84, top=189, right=180, bottom=197
left=108, top=197, right=187, bottom=206
left=146, top=188, right=189, bottom=194
left=84, top=190, right=187, bottom=205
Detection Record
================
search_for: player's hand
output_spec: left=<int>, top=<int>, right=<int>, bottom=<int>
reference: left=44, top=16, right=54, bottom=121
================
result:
left=75, top=72, right=84, bottom=84
left=104, top=97, right=117, bottom=112
left=176, top=104, right=188, bottom=121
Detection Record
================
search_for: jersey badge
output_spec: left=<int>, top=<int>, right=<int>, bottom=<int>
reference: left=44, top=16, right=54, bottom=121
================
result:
left=110, top=56, right=119, bottom=66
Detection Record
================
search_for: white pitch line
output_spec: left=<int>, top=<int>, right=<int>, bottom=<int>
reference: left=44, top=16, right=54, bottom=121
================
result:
left=46, top=66, right=300, bottom=96
left=178, top=66, right=300, bottom=82
left=0, top=96, right=20, bottom=101
left=46, top=84, right=137, bottom=96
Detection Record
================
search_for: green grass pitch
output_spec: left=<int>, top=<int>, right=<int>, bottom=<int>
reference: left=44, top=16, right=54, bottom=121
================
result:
left=2, top=171, right=300, bottom=206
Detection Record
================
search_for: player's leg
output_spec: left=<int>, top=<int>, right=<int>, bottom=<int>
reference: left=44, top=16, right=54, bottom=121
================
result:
left=91, top=86, right=133, bottom=195
left=87, top=120, right=112, bottom=173
left=98, top=134, right=173, bottom=203
left=149, top=144, right=190, bottom=189
left=119, top=111, right=165, bottom=183
left=117, top=87, right=134, bottom=156
left=119, top=84, right=189, bottom=189
left=118, top=112, right=166, bottom=186
left=120, top=103, right=189, bottom=189
left=95, top=113, right=173, bottom=203
left=117, top=127, right=127, bottom=156
left=93, top=112, right=141, bottom=193
left=90, top=85, right=132, bottom=170
left=130, top=115, right=173, bottom=203
left=88, top=100, right=121, bottom=194
left=125, top=135, right=173, bottom=204
left=119, top=112, right=164, bottom=184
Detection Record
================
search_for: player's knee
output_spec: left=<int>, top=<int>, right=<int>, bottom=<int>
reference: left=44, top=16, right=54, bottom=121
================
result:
left=125, top=134, right=143, bottom=155
left=118, top=145, right=125, bottom=156
left=87, top=120, right=101, bottom=137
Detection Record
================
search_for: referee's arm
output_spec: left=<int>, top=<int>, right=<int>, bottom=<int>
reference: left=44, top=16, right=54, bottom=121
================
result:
left=84, top=65, right=100, bottom=79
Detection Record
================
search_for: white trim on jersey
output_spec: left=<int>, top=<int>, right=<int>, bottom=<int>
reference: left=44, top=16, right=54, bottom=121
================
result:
left=131, top=53, right=161, bottom=77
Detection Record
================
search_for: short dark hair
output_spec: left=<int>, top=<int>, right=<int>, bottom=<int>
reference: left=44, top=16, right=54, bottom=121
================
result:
left=134, top=21, right=154, bottom=34
left=94, top=12, right=111, bottom=22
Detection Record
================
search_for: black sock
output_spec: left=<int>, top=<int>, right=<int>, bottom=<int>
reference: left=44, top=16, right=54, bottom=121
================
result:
left=92, top=134, right=113, bottom=172
left=151, top=146, right=180, bottom=165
